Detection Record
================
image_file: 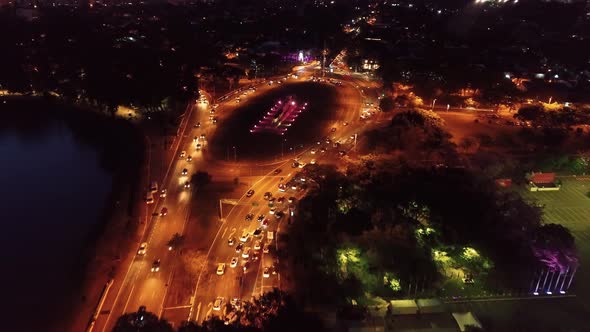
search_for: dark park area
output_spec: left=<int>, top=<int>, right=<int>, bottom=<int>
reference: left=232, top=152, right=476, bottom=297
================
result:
left=209, top=82, right=340, bottom=161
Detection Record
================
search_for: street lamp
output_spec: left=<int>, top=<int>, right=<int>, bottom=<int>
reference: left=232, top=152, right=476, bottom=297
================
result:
left=431, top=99, right=437, bottom=110
left=232, top=146, right=237, bottom=162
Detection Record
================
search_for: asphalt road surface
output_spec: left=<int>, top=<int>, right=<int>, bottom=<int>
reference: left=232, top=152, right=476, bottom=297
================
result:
left=91, top=69, right=373, bottom=331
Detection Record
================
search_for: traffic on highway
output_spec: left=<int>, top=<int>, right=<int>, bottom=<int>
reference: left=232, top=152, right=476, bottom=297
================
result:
left=91, top=66, right=377, bottom=331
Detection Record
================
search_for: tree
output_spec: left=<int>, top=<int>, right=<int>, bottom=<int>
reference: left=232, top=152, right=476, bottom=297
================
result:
left=514, top=105, right=545, bottom=127
left=379, top=96, right=395, bottom=112
left=113, top=307, right=174, bottom=332
left=531, top=223, right=579, bottom=272
left=191, top=171, right=212, bottom=187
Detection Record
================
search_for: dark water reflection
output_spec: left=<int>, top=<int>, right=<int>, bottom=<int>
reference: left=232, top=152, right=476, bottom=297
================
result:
left=0, top=100, right=113, bottom=332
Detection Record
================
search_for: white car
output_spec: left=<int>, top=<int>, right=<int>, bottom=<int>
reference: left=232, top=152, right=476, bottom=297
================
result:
left=180, top=151, right=186, bottom=158
left=159, top=189, right=167, bottom=198
left=263, top=267, right=270, bottom=278
left=230, top=257, right=239, bottom=268
left=310, top=148, right=317, bottom=154
left=217, top=263, right=226, bottom=276
left=213, top=297, right=223, bottom=311
left=186, top=155, right=192, bottom=162
left=145, top=192, right=154, bottom=204
left=137, top=242, right=147, bottom=255
left=310, top=159, right=316, bottom=164
left=254, top=241, right=261, bottom=251
left=242, top=247, right=251, bottom=259
left=240, top=230, right=250, bottom=242
left=263, top=243, right=269, bottom=254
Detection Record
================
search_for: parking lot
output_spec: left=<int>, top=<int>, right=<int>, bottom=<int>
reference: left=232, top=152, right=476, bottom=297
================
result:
left=519, top=178, right=590, bottom=302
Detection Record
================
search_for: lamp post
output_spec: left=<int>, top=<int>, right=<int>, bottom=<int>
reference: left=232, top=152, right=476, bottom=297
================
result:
left=431, top=98, right=437, bottom=110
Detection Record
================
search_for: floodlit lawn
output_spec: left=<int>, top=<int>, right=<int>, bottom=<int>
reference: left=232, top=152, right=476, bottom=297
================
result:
left=519, top=178, right=590, bottom=299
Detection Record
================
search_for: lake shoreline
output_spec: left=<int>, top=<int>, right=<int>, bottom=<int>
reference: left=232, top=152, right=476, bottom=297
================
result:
left=0, top=96, right=146, bottom=332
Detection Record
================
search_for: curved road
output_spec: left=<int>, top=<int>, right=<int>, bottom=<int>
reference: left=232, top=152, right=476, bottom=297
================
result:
left=91, top=68, right=373, bottom=331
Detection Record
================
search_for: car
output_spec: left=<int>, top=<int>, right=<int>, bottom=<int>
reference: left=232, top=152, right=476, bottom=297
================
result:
left=290, top=183, right=298, bottom=190
left=262, top=218, right=269, bottom=228
left=230, top=257, right=239, bottom=268
left=242, top=247, right=251, bottom=258
left=269, top=207, right=276, bottom=215
left=194, top=122, right=201, bottom=128
left=263, top=192, right=272, bottom=200
left=263, top=244, right=269, bottom=254
left=160, top=207, right=168, bottom=216
left=180, top=151, right=186, bottom=158
left=275, top=211, right=284, bottom=219
left=228, top=237, right=236, bottom=246
left=298, top=162, right=306, bottom=168
left=230, top=297, right=241, bottom=309
left=254, top=241, right=261, bottom=251
left=210, top=108, right=215, bottom=114
left=310, top=159, right=316, bottom=164
left=184, top=181, right=191, bottom=189
left=325, top=138, right=331, bottom=144
left=331, top=127, right=337, bottom=132
left=288, top=197, right=297, bottom=204
left=268, top=197, right=276, bottom=205
left=242, top=261, right=250, bottom=272
left=343, top=121, right=349, bottom=126
left=186, top=155, right=192, bottom=162
left=217, top=263, right=226, bottom=275
left=159, top=189, right=167, bottom=198
left=213, top=297, right=223, bottom=311
left=253, top=228, right=263, bottom=238
left=277, top=197, right=285, bottom=204
left=195, top=143, right=202, bottom=150
left=291, top=161, right=299, bottom=168
left=145, top=192, right=154, bottom=204
left=338, top=151, right=346, bottom=157
left=263, top=267, right=270, bottom=278
left=200, top=134, right=206, bottom=140
left=246, top=189, right=255, bottom=197
left=240, top=230, right=250, bottom=242
left=193, top=136, right=199, bottom=143
left=212, top=117, right=218, bottom=124
left=273, top=168, right=282, bottom=175
left=235, top=243, right=244, bottom=253
left=151, top=259, right=161, bottom=272
left=333, top=142, right=340, bottom=148
left=320, top=147, right=326, bottom=153
left=257, top=214, right=265, bottom=222
left=150, top=181, right=158, bottom=193
left=278, top=183, right=286, bottom=192
left=235, top=98, right=241, bottom=103
left=182, top=168, right=188, bottom=176
left=137, top=242, right=147, bottom=255
left=310, top=148, right=317, bottom=154
left=245, top=213, right=254, bottom=221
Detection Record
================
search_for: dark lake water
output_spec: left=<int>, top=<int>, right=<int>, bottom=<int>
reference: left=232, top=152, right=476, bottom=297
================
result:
left=0, top=103, right=112, bottom=331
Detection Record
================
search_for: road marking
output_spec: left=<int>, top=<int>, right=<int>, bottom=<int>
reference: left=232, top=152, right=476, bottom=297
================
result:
left=159, top=269, right=176, bottom=318
left=163, top=304, right=193, bottom=310
left=121, top=283, right=135, bottom=315
left=221, top=227, right=228, bottom=239
left=195, top=302, right=202, bottom=322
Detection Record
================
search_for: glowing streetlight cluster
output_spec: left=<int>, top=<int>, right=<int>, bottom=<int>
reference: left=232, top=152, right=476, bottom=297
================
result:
left=250, top=96, right=308, bottom=136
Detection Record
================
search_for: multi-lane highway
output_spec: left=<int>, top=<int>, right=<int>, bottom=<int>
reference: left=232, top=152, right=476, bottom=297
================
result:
left=90, top=68, right=375, bottom=331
